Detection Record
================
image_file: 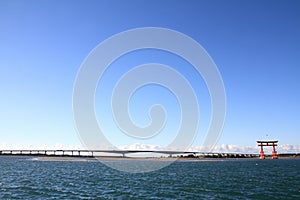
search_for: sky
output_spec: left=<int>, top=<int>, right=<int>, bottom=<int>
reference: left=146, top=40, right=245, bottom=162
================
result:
left=0, top=0, right=299, bottom=153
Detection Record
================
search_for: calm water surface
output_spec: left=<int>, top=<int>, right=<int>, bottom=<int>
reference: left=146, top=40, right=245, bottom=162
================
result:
left=0, top=156, right=299, bottom=199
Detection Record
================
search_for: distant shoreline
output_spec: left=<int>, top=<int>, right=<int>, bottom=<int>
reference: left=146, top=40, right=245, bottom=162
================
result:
left=1, top=149, right=299, bottom=160
left=0, top=153, right=299, bottom=162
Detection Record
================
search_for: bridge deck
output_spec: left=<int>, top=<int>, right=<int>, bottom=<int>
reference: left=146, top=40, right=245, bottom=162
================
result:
left=0, top=149, right=258, bottom=158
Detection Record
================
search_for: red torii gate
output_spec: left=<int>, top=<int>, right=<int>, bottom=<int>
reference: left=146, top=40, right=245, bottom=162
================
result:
left=257, top=140, right=278, bottom=159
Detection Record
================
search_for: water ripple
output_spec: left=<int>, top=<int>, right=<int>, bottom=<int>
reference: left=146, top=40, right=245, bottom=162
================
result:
left=0, top=157, right=299, bottom=199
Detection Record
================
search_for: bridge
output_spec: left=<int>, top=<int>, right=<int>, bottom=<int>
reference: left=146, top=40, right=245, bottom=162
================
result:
left=0, top=149, right=258, bottom=158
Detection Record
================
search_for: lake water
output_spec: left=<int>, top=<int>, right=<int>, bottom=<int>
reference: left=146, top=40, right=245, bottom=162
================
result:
left=0, top=156, right=299, bottom=199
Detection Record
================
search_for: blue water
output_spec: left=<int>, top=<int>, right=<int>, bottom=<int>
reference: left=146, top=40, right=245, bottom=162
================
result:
left=0, top=156, right=299, bottom=199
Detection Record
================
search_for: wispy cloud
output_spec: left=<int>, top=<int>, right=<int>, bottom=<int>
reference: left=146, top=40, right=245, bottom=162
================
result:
left=119, top=143, right=161, bottom=151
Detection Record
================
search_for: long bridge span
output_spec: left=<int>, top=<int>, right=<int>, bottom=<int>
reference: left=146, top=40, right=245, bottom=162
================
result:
left=0, top=149, right=258, bottom=158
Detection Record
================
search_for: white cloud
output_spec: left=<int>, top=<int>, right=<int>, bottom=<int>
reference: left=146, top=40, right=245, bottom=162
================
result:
left=119, top=143, right=161, bottom=151
left=0, top=142, right=299, bottom=154
left=278, top=144, right=300, bottom=153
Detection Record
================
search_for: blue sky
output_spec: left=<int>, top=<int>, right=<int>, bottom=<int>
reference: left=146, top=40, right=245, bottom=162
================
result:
left=0, top=0, right=299, bottom=151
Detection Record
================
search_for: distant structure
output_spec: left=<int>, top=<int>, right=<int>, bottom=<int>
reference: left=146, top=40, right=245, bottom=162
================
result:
left=257, top=140, right=278, bottom=159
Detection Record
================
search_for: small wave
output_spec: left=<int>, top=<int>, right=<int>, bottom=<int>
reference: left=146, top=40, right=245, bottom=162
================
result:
left=28, top=157, right=39, bottom=161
